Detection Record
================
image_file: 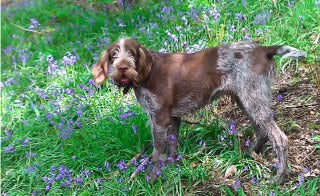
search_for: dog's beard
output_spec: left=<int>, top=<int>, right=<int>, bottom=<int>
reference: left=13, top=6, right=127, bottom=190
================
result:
left=110, top=68, right=139, bottom=93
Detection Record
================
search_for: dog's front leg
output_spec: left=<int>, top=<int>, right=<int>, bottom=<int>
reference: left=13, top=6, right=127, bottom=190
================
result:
left=150, top=112, right=171, bottom=176
left=167, top=117, right=181, bottom=161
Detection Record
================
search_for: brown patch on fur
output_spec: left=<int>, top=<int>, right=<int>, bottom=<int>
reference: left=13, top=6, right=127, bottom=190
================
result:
left=234, top=52, right=243, bottom=59
left=252, top=46, right=277, bottom=75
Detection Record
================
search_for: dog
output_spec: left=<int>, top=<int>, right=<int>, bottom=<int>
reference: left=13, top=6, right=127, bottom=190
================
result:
left=93, top=37, right=306, bottom=182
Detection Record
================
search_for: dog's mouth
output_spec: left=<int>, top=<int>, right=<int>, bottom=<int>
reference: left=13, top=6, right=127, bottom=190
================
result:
left=119, top=77, right=130, bottom=86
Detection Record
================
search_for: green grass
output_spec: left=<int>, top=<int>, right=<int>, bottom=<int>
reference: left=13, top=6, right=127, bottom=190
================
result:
left=1, top=0, right=320, bottom=195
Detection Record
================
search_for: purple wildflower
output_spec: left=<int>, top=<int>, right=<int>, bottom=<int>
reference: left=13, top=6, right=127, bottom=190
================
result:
left=256, top=28, right=264, bottom=35
left=252, top=176, right=258, bottom=184
left=242, top=0, right=248, bottom=7
left=119, top=177, right=125, bottom=183
left=297, top=174, right=305, bottom=187
left=72, top=155, right=76, bottom=161
left=253, top=10, right=272, bottom=25
left=89, top=18, right=95, bottom=25
left=191, top=7, right=199, bottom=20
left=176, top=154, right=184, bottom=162
left=156, top=170, right=163, bottom=177
left=132, top=159, right=139, bottom=166
left=46, top=184, right=52, bottom=191
left=245, top=138, right=251, bottom=147
left=23, top=138, right=30, bottom=146
left=62, top=52, right=79, bottom=66
left=235, top=179, right=241, bottom=191
left=229, top=120, right=238, bottom=135
left=3, top=46, right=14, bottom=55
left=213, top=10, right=221, bottom=22
left=244, top=33, right=251, bottom=41
left=277, top=95, right=284, bottom=102
left=97, top=178, right=103, bottom=184
left=137, top=164, right=145, bottom=174
left=274, top=162, right=280, bottom=170
left=132, top=125, right=139, bottom=135
left=5, top=78, right=15, bottom=86
left=199, top=140, right=206, bottom=147
left=26, top=152, right=37, bottom=158
left=182, top=41, right=188, bottom=49
left=244, top=166, right=249, bottom=172
left=117, top=160, right=128, bottom=172
left=169, top=134, right=177, bottom=143
left=26, top=166, right=38, bottom=174
left=146, top=175, right=151, bottom=183
left=119, top=0, right=124, bottom=6
left=168, top=156, right=174, bottom=163
left=104, top=162, right=112, bottom=172
left=82, top=169, right=92, bottom=177
left=220, top=135, right=226, bottom=142
left=119, top=111, right=135, bottom=121
left=5, top=145, right=16, bottom=153
left=236, top=13, right=246, bottom=21
left=270, top=191, right=276, bottom=196
left=75, top=177, right=84, bottom=186
left=29, top=18, right=40, bottom=30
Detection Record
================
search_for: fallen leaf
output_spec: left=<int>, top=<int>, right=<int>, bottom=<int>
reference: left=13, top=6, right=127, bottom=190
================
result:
left=224, top=165, right=237, bottom=178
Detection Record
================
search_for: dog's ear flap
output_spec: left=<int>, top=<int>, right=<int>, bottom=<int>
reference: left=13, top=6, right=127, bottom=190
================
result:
left=93, top=50, right=109, bottom=85
left=137, top=45, right=152, bottom=83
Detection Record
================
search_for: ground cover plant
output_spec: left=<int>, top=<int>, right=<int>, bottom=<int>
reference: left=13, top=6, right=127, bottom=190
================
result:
left=1, top=0, right=320, bottom=195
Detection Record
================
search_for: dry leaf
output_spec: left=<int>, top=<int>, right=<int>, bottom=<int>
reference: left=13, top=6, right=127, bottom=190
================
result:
left=224, top=165, right=237, bottom=178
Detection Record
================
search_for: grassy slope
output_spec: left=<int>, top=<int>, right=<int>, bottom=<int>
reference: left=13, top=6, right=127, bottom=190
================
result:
left=1, top=0, right=319, bottom=195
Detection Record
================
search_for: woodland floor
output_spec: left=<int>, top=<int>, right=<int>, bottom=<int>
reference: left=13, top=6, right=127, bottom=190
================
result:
left=190, top=66, right=320, bottom=194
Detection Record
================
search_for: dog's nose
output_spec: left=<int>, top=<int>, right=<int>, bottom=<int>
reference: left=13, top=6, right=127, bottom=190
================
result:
left=119, top=66, right=128, bottom=73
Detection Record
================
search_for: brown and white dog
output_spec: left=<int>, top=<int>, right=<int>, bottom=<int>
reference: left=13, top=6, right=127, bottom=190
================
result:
left=93, top=37, right=306, bottom=182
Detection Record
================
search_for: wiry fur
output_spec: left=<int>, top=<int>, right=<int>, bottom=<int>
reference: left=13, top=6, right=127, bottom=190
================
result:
left=93, top=38, right=306, bottom=183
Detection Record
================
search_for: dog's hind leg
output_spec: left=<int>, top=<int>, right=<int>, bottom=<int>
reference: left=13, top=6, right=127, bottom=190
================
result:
left=237, top=88, right=288, bottom=183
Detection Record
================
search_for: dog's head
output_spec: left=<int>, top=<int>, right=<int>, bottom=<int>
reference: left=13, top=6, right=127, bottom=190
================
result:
left=93, top=38, right=152, bottom=93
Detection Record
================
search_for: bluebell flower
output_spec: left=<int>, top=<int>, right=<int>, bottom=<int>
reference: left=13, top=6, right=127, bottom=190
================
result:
left=229, top=120, right=237, bottom=135
left=97, top=178, right=103, bottom=184
left=245, top=138, right=251, bottom=147
left=3, top=46, right=14, bottom=55
left=132, top=125, right=139, bottom=135
left=235, top=179, right=241, bottom=191
left=29, top=18, right=40, bottom=30
left=117, top=160, right=128, bottom=172
left=62, top=52, right=79, bottom=66
left=169, top=134, right=177, bottom=143
left=297, top=174, right=305, bottom=187
left=26, top=152, right=37, bottom=158
left=253, top=10, right=272, bottom=25
left=237, top=12, right=247, bottom=21
left=104, top=162, right=112, bottom=172
left=120, top=111, right=135, bottom=121
left=176, top=154, right=184, bottom=162
left=26, top=166, right=38, bottom=174
left=277, top=95, right=284, bottom=102
left=75, top=177, right=84, bottom=186
left=146, top=175, right=151, bottom=183
left=5, top=145, right=16, bottom=153
left=156, top=170, right=163, bottom=177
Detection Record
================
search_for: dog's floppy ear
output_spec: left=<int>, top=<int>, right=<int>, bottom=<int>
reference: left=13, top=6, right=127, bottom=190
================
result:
left=136, top=44, right=152, bottom=83
left=93, top=50, right=110, bottom=85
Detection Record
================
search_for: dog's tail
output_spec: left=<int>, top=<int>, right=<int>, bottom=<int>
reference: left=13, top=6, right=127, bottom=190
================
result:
left=264, top=45, right=307, bottom=60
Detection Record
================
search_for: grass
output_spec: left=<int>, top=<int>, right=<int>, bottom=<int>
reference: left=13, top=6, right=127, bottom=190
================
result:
left=1, top=0, right=320, bottom=195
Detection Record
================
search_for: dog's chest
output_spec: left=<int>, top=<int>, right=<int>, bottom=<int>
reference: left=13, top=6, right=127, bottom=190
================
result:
left=134, top=87, right=159, bottom=116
